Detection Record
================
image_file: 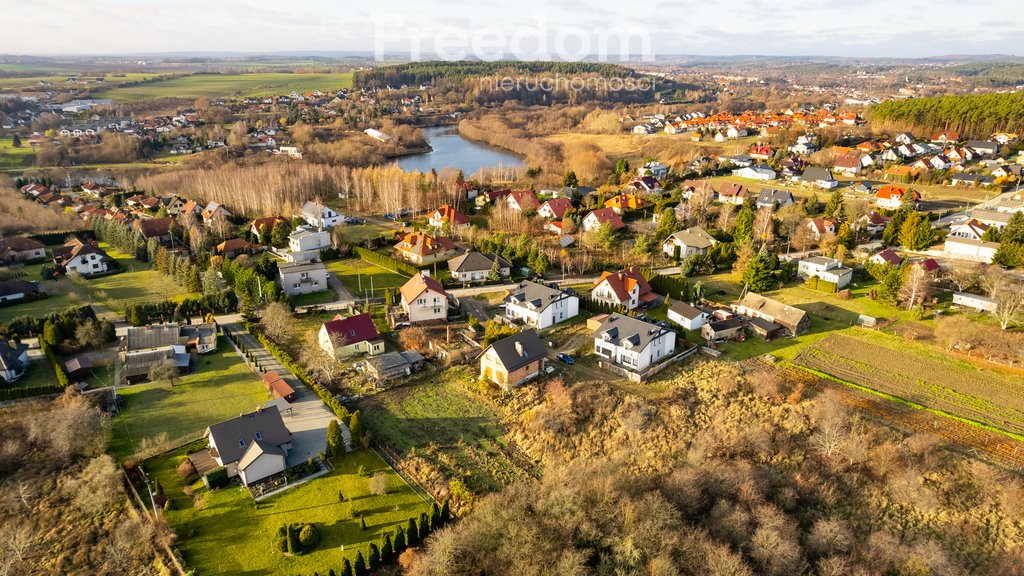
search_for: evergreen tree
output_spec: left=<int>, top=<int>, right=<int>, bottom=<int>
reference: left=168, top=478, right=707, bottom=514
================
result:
left=732, top=205, right=756, bottom=243
left=406, top=518, right=419, bottom=546
left=824, top=188, right=844, bottom=219
left=367, top=544, right=381, bottom=571
left=562, top=170, right=578, bottom=189
left=440, top=498, right=451, bottom=524
left=353, top=552, right=367, bottom=576
left=430, top=501, right=442, bottom=530
left=393, top=526, right=406, bottom=553
left=326, top=420, right=344, bottom=458
left=655, top=207, right=677, bottom=242
left=10, top=134, right=21, bottom=148
left=803, top=192, right=821, bottom=216
left=340, top=559, right=353, bottom=576
left=420, top=511, right=431, bottom=536
left=239, top=292, right=257, bottom=322
left=882, top=208, right=910, bottom=246
left=1003, top=211, right=1024, bottom=244
left=348, top=410, right=364, bottom=445
left=741, top=247, right=776, bottom=292
left=271, top=220, right=291, bottom=248
left=487, top=255, right=502, bottom=281
left=614, top=158, right=630, bottom=176
left=380, top=533, right=394, bottom=562
left=42, top=320, right=63, bottom=347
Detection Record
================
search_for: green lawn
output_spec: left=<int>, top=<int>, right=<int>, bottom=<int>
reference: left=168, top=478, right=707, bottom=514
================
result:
left=337, top=223, right=390, bottom=245
left=290, top=290, right=337, bottom=307
left=75, top=243, right=195, bottom=313
left=10, top=359, right=61, bottom=389
left=95, top=72, right=353, bottom=101
left=0, top=138, right=36, bottom=169
left=356, top=366, right=534, bottom=493
left=109, top=338, right=270, bottom=461
left=148, top=446, right=429, bottom=575
left=0, top=292, right=77, bottom=324
left=327, top=258, right=410, bottom=299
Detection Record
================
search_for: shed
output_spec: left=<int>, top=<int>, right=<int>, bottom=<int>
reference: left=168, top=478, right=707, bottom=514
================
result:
left=748, top=317, right=782, bottom=340
left=262, top=371, right=296, bottom=402
left=65, top=357, right=94, bottom=381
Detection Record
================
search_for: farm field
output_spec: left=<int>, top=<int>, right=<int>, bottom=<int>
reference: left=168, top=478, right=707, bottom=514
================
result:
left=108, top=338, right=270, bottom=461
left=355, top=366, right=535, bottom=494
left=794, top=332, right=1024, bottom=438
left=148, top=445, right=429, bottom=575
left=0, top=137, right=36, bottom=170
left=327, top=258, right=409, bottom=299
left=95, top=72, right=353, bottom=101
left=0, top=72, right=163, bottom=90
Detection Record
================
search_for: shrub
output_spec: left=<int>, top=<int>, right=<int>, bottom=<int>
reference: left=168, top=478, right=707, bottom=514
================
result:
left=298, top=523, right=320, bottom=549
left=176, top=458, right=197, bottom=481
left=204, top=466, right=228, bottom=489
left=369, top=472, right=389, bottom=496
left=274, top=536, right=288, bottom=553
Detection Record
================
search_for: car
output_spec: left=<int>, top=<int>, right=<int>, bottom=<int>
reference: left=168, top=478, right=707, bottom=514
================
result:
left=556, top=353, right=574, bottom=365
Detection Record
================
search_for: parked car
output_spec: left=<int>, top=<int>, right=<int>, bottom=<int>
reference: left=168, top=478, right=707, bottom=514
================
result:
left=556, top=353, right=574, bottom=365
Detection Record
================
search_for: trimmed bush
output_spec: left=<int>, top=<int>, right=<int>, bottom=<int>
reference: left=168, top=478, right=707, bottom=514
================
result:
left=298, top=523, right=320, bottom=549
left=204, top=466, right=228, bottom=489
left=352, top=246, right=420, bottom=276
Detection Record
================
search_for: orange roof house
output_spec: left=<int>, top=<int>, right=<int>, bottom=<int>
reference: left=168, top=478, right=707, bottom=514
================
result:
left=590, top=266, right=658, bottom=310
left=394, top=231, right=459, bottom=264
left=603, top=193, right=649, bottom=214
left=428, top=204, right=470, bottom=228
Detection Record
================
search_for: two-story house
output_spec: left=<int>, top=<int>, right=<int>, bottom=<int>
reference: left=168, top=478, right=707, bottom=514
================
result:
left=277, top=260, right=328, bottom=296
left=797, top=256, right=854, bottom=289
left=662, top=226, right=716, bottom=259
left=590, top=267, right=658, bottom=310
left=479, top=329, right=549, bottom=391
left=399, top=273, right=448, bottom=324
left=52, top=238, right=112, bottom=276
left=503, top=280, right=580, bottom=330
left=593, top=314, right=676, bottom=374
left=428, top=204, right=470, bottom=229
left=394, top=231, right=459, bottom=265
left=300, top=201, right=343, bottom=228
left=318, top=313, right=384, bottom=358
left=283, top=225, right=331, bottom=263
left=204, top=406, right=293, bottom=486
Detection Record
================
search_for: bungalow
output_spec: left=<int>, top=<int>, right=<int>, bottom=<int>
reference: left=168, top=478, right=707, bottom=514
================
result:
left=950, top=174, right=996, bottom=188
left=680, top=179, right=716, bottom=201
left=394, top=231, right=459, bottom=265
left=749, top=144, right=774, bottom=160
left=970, top=209, right=1013, bottom=229
left=216, top=238, right=260, bottom=259
left=593, top=313, right=676, bottom=374
left=125, top=322, right=218, bottom=355
left=506, top=190, right=541, bottom=213
left=428, top=204, right=470, bottom=229
left=885, top=165, right=920, bottom=182
left=806, top=218, right=837, bottom=241
left=755, top=188, right=794, bottom=209
left=399, top=273, right=448, bottom=324
left=448, top=252, right=511, bottom=283
left=797, top=256, right=853, bottom=289
left=205, top=406, right=293, bottom=486
left=667, top=301, right=709, bottom=331
left=662, top=226, right=717, bottom=259
left=262, top=371, right=295, bottom=402
left=318, top=313, right=384, bottom=358
left=475, top=189, right=513, bottom=207
left=591, top=267, right=658, bottom=310
left=538, top=198, right=574, bottom=220
left=122, top=346, right=191, bottom=383
left=875, top=185, right=919, bottom=210
left=283, top=225, right=331, bottom=263
left=949, top=218, right=990, bottom=241
left=732, top=165, right=777, bottom=181
left=20, top=183, right=50, bottom=198
left=581, top=208, right=625, bottom=232
left=731, top=292, right=809, bottom=336
left=300, top=201, right=343, bottom=228
left=717, top=182, right=749, bottom=205
left=250, top=216, right=288, bottom=242
left=479, top=329, right=549, bottom=391
left=869, top=248, right=904, bottom=266
left=799, top=167, right=838, bottom=189
left=133, top=217, right=176, bottom=245
left=628, top=176, right=662, bottom=192
left=0, top=279, right=39, bottom=304
left=604, top=193, right=649, bottom=214
left=857, top=211, right=890, bottom=236
left=0, top=236, right=46, bottom=263
left=52, top=238, right=112, bottom=276
left=503, top=280, right=580, bottom=329
left=952, top=292, right=999, bottom=313
left=0, top=341, right=30, bottom=383
left=930, top=131, right=960, bottom=143
left=834, top=154, right=863, bottom=176
left=277, top=260, right=328, bottom=296
left=943, top=237, right=999, bottom=264
left=201, top=202, right=232, bottom=224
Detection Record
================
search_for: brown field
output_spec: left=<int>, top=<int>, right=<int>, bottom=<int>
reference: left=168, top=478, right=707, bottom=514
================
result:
left=795, top=333, right=1024, bottom=437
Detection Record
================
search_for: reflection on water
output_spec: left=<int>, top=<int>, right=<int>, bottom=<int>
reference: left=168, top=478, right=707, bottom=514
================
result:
left=393, top=126, right=525, bottom=175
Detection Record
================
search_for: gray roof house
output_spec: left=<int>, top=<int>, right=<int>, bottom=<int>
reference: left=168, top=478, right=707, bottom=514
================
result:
left=799, top=167, right=838, bottom=189
left=503, top=280, right=580, bottom=329
left=447, top=252, right=511, bottom=283
left=278, top=260, right=329, bottom=296
left=593, top=313, right=677, bottom=376
left=205, top=405, right=293, bottom=486
left=479, top=329, right=549, bottom=390
left=662, top=226, right=717, bottom=259
left=0, top=340, right=29, bottom=383
left=756, top=188, right=795, bottom=208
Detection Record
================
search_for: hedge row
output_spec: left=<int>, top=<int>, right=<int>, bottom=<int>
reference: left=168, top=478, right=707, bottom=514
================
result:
left=40, top=338, right=70, bottom=388
left=124, top=291, right=238, bottom=326
left=579, top=295, right=630, bottom=316
left=245, top=327, right=351, bottom=422
left=352, top=246, right=419, bottom=276
left=0, top=305, right=95, bottom=339
left=644, top=272, right=690, bottom=302
left=0, top=382, right=65, bottom=401
left=805, top=276, right=839, bottom=294
left=28, top=230, right=95, bottom=246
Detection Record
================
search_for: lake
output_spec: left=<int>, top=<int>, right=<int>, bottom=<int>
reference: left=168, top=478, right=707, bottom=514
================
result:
left=393, top=125, right=524, bottom=175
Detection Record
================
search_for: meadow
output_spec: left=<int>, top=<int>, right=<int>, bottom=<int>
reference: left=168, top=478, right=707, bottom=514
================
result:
left=95, top=72, right=354, bottom=101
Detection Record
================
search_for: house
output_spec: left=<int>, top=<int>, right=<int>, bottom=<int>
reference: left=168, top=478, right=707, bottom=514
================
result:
left=428, top=204, right=470, bottom=229
left=133, top=217, right=176, bottom=245
left=399, top=273, right=448, bottom=324
left=505, top=190, right=541, bottom=213
left=318, top=313, right=384, bottom=358
left=201, top=202, right=232, bottom=224
left=277, top=260, right=328, bottom=296
left=263, top=371, right=295, bottom=402
left=857, top=211, right=890, bottom=236
left=447, top=252, right=511, bottom=283
left=806, top=218, right=837, bottom=241
left=950, top=174, right=996, bottom=188
left=875, top=185, right=919, bottom=210
left=591, top=267, right=658, bottom=310
left=581, top=208, right=625, bottom=232
left=0, top=279, right=39, bottom=303
left=366, top=350, right=427, bottom=382
left=701, top=317, right=744, bottom=341
left=833, top=154, right=863, bottom=175
left=749, top=144, right=774, bottom=160
left=885, top=165, right=921, bottom=182
left=475, top=189, right=513, bottom=207
left=717, top=183, right=749, bottom=205
left=869, top=248, right=904, bottom=266
left=300, top=201, right=342, bottom=228
left=638, top=161, right=669, bottom=180
left=216, top=238, right=260, bottom=258
left=731, top=292, right=809, bottom=336
left=161, top=195, right=187, bottom=215
left=394, top=231, right=459, bottom=265
left=942, top=237, right=999, bottom=264
left=52, top=238, right=112, bottom=276
left=732, top=165, right=777, bottom=181
left=755, top=188, right=794, bottom=209
left=64, top=357, right=94, bottom=382
left=628, top=176, right=662, bottom=192
left=125, top=322, right=218, bottom=354
left=0, top=237, right=46, bottom=263
left=604, top=193, right=649, bottom=214
left=952, top=292, right=998, bottom=313
left=930, top=131, right=960, bottom=143
left=503, top=280, right=580, bottom=329
left=662, top=226, right=717, bottom=259
left=680, top=179, right=716, bottom=201
left=205, top=406, right=293, bottom=486
left=667, top=301, right=709, bottom=331
left=799, top=167, right=838, bottom=189
left=250, top=216, right=288, bottom=242
left=593, top=313, right=676, bottom=374
left=797, top=256, right=854, bottom=289
left=538, top=198, right=574, bottom=220
left=122, top=346, right=192, bottom=383
left=283, top=225, right=331, bottom=263
left=967, top=140, right=1000, bottom=156
left=479, top=329, right=549, bottom=391
left=970, top=209, right=1014, bottom=229
left=912, top=258, right=940, bottom=274
left=949, top=219, right=990, bottom=241
left=0, top=341, right=29, bottom=383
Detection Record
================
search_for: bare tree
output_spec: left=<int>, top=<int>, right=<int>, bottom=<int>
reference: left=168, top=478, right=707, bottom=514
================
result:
left=753, top=207, right=776, bottom=245
left=3, top=523, right=35, bottom=562
left=898, top=265, right=933, bottom=310
left=987, top=275, right=1024, bottom=330
left=148, top=359, right=179, bottom=387
left=259, top=301, right=297, bottom=344
left=943, top=261, right=984, bottom=293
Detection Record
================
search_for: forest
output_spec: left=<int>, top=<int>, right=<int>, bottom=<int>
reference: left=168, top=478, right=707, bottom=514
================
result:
left=870, top=92, right=1024, bottom=137
left=354, top=61, right=638, bottom=87
left=403, top=361, right=1024, bottom=576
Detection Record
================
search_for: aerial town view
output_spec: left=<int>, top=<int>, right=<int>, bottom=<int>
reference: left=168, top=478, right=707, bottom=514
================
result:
left=1, top=1, right=1024, bottom=575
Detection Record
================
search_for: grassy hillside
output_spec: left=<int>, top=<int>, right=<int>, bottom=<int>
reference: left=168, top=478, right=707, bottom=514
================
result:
left=95, top=72, right=353, bottom=101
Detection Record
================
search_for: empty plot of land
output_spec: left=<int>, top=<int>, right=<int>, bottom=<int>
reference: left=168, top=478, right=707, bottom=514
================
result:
left=795, top=333, right=1024, bottom=437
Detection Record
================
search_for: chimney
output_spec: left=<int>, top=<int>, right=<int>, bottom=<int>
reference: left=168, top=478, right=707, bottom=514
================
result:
left=515, top=341, right=525, bottom=357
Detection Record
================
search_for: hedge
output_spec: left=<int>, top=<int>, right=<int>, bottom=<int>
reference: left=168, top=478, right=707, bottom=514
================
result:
left=124, top=291, right=238, bottom=326
left=643, top=271, right=690, bottom=301
left=28, top=230, right=95, bottom=246
left=204, top=466, right=228, bottom=489
left=579, top=295, right=630, bottom=316
left=0, top=382, right=65, bottom=401
left=352, top=246, right=419, bottom=276
left=805, top=276, right=838, bottom=294
left=40, top=339, right=70, bottom=388
left=0, top=305, right=95, bottom=339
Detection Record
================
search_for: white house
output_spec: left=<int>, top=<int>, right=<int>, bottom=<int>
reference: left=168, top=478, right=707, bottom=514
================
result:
left=399, top=273, right=448, bottom=324
left=300, top=201, right=343, bottom=228
left=52, top=238, right=112, bottom=276
left=0, top=341, right=29, bottom=383
left=503, top=280, right=580, bottom=330
left=205, top=406, right=293, bottom=486
left=638, top=161, right=669, bottom=180
left=662, top=227, right=717, bottom=259
left=284, top=225, right=331, bottom=262
left=278, top=260, right=329, bottom=296
left=952, top=292, right=998, bottom=313
left=949, top=219, right=989, bottom=241
left=732, top=165, right=777, bottom=181
left=593, top=314, right=676, bottom=374
left=797, top=256, right=854, bottom=289
left=943, top=237, right=999, bottom=264
left=667, top=301, right=709, bottom=331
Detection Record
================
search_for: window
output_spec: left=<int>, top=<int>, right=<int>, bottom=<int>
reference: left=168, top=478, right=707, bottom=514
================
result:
left=238, top=439, right=246, bottom=447
left=255, top=432, right=263, bottom=440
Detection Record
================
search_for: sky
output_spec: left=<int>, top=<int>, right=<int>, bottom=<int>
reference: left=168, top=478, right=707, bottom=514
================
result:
left=2, top=0, right=1022, bottom=59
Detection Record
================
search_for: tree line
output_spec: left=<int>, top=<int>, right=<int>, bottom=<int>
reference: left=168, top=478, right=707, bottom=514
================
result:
left=870, top=92, right=1024, bottom=137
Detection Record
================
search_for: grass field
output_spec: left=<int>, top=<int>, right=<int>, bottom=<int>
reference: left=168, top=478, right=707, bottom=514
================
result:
left=336, top=223, right=390, bottom=245
left=76, top=243, right=194, bottom=313
left=290, top=290, right=337, bottom=307
left=794, top=331, right=1024, bottom=438
left=0, top=72, right=162, bottom=90
left=0, top=138, right=36, bottom=169
left=95, top=72, right=353, bottom=101
left=327, top=258, right=409, bottom=299
left=356, top=366, right=535, bottom=494
left=149, top=446, right=429, bottom=575
left=109, top=338, right=269, bottom=461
